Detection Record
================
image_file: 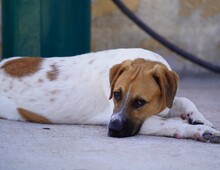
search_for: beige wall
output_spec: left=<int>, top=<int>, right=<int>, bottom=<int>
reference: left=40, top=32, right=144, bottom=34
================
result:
left=1, top=0, right=220, bottom=75
left=92, top=0, right=220, bottom=75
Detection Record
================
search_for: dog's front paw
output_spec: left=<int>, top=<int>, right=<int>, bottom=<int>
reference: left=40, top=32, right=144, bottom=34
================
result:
left=202, top=131, right=220, bottom=143
left=183, top=125, right=220, bottom=143
left=181, top=111, right=214, bottom=128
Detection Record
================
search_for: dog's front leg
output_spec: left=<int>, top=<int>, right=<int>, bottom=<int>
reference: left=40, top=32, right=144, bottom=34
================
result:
left=158, top=97, right=213, bottom=127
left=139, top=115, right=220, bottom=143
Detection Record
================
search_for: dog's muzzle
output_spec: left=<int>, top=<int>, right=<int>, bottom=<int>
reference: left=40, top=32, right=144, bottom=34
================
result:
left=108, top=112, right=140, bottom=138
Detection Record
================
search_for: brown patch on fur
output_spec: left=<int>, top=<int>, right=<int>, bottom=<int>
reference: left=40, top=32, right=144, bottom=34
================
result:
left=1, top=57, right=43, bottom=77
left=47, top=64, right=59, bottom=81
left=18, top=108, right=51, bottom=124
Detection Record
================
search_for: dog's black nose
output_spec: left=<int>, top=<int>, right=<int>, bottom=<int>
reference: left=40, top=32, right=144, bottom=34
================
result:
left=108, top=118, right=137, bottom=138
left=108, top=119, right=123, bottom=132
left=108, top=118, right=125, bottom=137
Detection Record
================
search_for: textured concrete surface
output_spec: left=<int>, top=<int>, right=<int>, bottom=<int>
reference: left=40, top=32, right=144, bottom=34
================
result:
left=1, top=77, right=220, bottom=170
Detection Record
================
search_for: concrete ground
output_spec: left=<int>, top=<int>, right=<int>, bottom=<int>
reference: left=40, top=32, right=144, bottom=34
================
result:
left=1, top=77, right=220, bottom=170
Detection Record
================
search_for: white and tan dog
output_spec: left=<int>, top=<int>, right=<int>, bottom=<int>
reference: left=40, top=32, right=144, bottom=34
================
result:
left=0, top=48, right=219, bottom=143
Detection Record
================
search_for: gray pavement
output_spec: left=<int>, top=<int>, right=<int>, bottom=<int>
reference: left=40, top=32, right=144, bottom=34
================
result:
left=1, top=77, right=220, bottom=170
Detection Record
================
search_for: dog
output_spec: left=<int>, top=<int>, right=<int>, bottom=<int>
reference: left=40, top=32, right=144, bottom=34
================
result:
left=0, top=48, right=219, bottom=143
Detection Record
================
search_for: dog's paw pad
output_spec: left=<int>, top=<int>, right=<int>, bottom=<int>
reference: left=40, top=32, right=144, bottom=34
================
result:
left=210, top=135, right=220, bottom=143
left=188, top=118, right=193, bottom=124
left=202, top=132, right=220, bottom=143
left=202, top=132, right=213, bottom=141
left=192, top=120, right=204, bottom=125
left=186, top=112, right=213, bottom=127
left=188, top=118, right=203, bottom=125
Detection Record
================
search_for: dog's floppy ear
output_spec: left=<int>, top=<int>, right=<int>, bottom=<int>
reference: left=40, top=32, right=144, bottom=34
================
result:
left=109, top=60, right=131, bottom=99
left=152, top=65, right=179, bottom=108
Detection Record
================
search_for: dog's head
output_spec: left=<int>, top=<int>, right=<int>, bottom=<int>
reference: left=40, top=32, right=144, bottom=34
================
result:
left=108, top=58, right=178, bottom=137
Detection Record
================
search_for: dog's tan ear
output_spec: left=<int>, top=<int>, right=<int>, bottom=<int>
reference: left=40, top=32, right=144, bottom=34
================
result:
left=152, top=65, right=179, bottom=108
left=109, top=60, right=131, bottom=99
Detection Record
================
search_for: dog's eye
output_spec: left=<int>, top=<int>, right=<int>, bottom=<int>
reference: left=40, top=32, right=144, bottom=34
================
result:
left=133, top=99, right=146, bottom=108
left=114, top=91, right=121, bottom=101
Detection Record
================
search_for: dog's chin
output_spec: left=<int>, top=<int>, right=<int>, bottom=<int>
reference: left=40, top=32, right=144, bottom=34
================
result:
left=108, top=129, right=137, bottom=138
left=108, top=125, right=141, bottom=138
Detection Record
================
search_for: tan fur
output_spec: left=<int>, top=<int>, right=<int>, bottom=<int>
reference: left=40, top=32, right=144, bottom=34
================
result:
left=109, top=60, right=132, bottom=99
left=47, top=64, right=59, bottom=81
left=1, top=57, right=43, bottom=77
left=151, top=64, right=179, bottom=108
left=109, top=59, right=179, bottom=130
left=18, top=108, right=51, bottom=124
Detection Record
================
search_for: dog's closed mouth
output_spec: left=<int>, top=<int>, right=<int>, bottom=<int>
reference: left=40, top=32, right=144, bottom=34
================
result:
left=108, top=120, right=141, bottom=138
left=108, top=129, right=124, bottom=137
left=108, top=127, right=141, bottom=138
left=108, top=129, right=135, bottom=138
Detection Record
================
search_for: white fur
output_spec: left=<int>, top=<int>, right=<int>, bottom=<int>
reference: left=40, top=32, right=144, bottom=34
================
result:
left=0, top=48, right=219, bottom=142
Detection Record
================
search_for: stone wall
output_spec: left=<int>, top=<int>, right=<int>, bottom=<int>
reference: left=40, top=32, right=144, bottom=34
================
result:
left=92, top=0, right=220, bottom=75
